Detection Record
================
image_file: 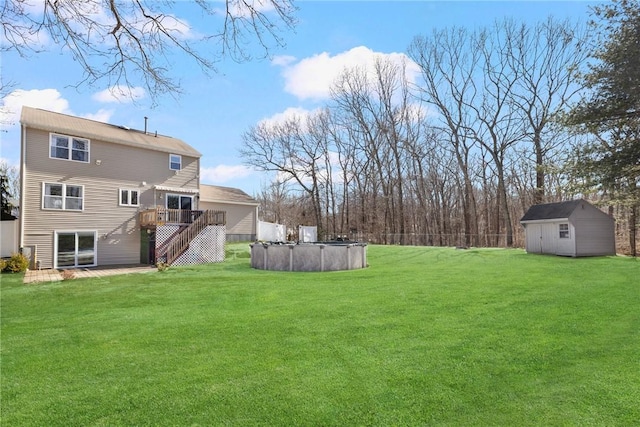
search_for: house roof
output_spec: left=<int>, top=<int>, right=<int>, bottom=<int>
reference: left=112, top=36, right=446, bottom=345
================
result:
left=520, top=199, right=585, bottom=222
left=20, top=106, right=201, bottom=158
left=199, top=184, right=258, bottom=206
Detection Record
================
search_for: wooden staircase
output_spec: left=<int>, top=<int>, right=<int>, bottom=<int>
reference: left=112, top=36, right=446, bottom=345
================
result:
left=153, top=210, right=226, bottom=265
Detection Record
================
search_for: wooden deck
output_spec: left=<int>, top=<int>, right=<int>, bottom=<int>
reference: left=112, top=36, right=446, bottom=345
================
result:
left=139, top=208, right=226, bottom=228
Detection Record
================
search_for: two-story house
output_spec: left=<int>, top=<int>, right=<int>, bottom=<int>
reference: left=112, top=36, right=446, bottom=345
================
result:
left=19, top=106, right=225, bottom=270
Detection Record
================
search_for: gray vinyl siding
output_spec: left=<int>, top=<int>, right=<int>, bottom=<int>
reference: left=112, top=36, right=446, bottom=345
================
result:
left=574, top=218, right=615, bottom=256
left=569, top=203, right=616, bottom=256
left=200, top=201, right=257, bottom=240
left=22, top=127, right=199, bottom=268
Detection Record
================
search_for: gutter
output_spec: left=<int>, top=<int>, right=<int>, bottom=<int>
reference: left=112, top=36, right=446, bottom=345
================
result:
left=520, top=218, right=570, bottom=225
left=201, top=199, right=260, bottom=206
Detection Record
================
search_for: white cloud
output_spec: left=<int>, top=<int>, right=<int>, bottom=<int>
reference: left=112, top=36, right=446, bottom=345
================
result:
left=271, top=55, right=296, bottom=67
left=223, top=0, right=278, bottom=18
left=1, top=88, right=117, bottom=131
left=82, top=108, right=114, bottom=123
left=0, top=88, right=71, bottom=127
left=275, top=46, right=420, bottom=101
left=200, top=164, right=254, bottom=184
left=128, top=13, right=196, bottom=41
left=154, top=15, right=194, bottom=39
left=92, top=86, right=146, bottom=103
left=258, top=107, right=315, bottom=127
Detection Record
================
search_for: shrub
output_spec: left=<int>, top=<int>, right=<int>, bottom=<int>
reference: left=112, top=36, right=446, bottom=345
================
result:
left=4, top=253, right=29, bottom=273
left=0, top=259, right=7, bottom=272
left=61, top=269, right=76, bottom=280
left=156, top=260, right=169, bottom=272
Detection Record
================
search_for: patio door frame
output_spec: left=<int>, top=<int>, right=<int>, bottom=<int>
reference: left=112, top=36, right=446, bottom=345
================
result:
left=166, top=194, right=194, bottom=210
left=54, top=230, right=98, bottom=269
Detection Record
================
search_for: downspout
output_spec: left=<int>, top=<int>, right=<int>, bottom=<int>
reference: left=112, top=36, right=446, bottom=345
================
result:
left=19, top=123, right=26, bottom=251
left=254, top=204, right=259, bottom=240
left=196, top=157, right=200, bottom=210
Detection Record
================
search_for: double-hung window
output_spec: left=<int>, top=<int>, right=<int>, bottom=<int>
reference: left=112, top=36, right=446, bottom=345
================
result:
left=50, top=134, right=89, bottom=163
left=43, top=183, right=84, bottom=210
left=119, top=189, right=139, bottom=207
left=559, top=223, right=570, bottom=239
left=169, top=154, right=182, bottom=171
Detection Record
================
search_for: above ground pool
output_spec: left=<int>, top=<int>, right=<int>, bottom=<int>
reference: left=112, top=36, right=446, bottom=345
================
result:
left=250, top=241, right=368, bottom=272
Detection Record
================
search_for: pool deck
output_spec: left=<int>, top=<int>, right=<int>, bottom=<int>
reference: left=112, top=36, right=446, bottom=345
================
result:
left=23, top=265, right=156, bottom=284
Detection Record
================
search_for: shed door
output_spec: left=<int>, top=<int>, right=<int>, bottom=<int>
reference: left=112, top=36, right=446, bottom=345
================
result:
left=539, top=224, right=558, bottom=254
left=526, top=224, right=543, bottom=253
left=527, top=224, right=557, bottom=254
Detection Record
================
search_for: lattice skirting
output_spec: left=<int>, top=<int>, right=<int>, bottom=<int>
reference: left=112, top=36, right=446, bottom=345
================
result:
left=156, top=225, right=226, bottom=266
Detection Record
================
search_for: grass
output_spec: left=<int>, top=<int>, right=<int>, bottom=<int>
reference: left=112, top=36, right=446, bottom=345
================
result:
left=1, top=244, right=638, bottom=426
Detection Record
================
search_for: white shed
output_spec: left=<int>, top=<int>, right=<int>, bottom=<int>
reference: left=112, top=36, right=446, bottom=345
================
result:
left=520, top=199, right=615, bottom=257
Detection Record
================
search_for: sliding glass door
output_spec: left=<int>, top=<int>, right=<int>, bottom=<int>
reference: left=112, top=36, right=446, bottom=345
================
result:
left=55, top=231, right=97, bottom=268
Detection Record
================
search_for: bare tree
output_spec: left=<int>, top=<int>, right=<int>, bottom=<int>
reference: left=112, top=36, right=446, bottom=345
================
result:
left=331, top=65, right=393, bottom=242
left=505, top=17, right=589, bottom=204
left=0, top=160, right=19, bottom=216
left=1, top=0, right=296, bottom=103
left=256, top=178, right=305, bottom=236
left=242, top=16, right=604, bottom=251
left=470, top=24, right=529, bottom=247
left=410, top=19, right=587, bottom=247
left=328, top=58, right=422, bottom=243
left=408, top=27, right=481, bottom=247
left=240, top=111, right=331, bottom=236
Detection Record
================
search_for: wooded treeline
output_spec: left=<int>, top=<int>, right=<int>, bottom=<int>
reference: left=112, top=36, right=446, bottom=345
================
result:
left=241, top=14, right=638, bottom=255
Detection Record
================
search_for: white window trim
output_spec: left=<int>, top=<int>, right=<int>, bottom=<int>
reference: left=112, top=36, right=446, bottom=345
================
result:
left=169, top=154, right=182, bottom=171
left=119, top=188, right=140, bottom=207
left=49, top=133, right=90, bottom=163
left=54, top=230, right=98, bottom=269
left=559, top=223, right=570, bottom=239
left=42, top=182, right=84, bottom=211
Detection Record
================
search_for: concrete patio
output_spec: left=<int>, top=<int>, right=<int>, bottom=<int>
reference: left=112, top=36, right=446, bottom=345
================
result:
left=23, top=265, right=156, bottom=284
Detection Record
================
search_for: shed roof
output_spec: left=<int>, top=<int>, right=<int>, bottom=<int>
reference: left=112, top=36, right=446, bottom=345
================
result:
left=199, top=184, right=258, bottom=205
left=20, top=106, right=201, bottom=158
left=520, top=199, right=584, bottom=222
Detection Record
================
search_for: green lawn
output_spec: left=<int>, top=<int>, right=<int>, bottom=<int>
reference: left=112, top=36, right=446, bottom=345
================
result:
left=1, top=245, right=638, bottom=426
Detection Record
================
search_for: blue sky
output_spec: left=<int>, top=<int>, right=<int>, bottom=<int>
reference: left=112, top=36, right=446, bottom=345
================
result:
left=1, top=1, right=597, bottom=195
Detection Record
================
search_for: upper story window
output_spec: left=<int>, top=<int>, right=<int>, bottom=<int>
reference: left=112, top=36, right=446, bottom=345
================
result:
left=119, top=189, right=139, bottom=207
left=43, top=183, right=84, bottom=210
left=169, top=154, right=182, bottom=171
left=50, top=134, right=90, bottom=163
left=559, top=223, right=570, bottom=239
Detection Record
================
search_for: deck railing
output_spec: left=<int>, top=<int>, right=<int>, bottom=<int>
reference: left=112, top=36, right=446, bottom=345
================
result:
left=139, top=208, right=225, bottom=227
